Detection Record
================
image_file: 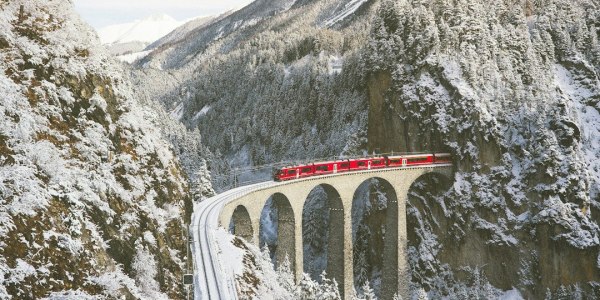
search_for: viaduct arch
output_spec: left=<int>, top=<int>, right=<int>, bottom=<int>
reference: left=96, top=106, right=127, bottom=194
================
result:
left=219, top=166, right=453, bottom=300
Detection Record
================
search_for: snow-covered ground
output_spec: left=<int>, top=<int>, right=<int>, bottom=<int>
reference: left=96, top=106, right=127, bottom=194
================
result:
left=117, top=50, right=152, bottom=63
left=0, top=1, right=191, bottom=298
left=324, top=0, right=370, bottom=27
left=190, top=182, right=275, bottom=299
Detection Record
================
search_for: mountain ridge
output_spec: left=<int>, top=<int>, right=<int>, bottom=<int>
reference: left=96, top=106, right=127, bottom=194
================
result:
left=98, top=13, right=182, bottom=45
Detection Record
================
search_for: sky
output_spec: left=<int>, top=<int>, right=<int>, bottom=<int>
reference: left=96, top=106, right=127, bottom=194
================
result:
left=73, top=0, right=254, bottom=29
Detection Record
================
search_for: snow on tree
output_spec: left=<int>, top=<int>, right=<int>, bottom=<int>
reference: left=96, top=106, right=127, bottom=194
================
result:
left=0, top=1, right=193, bottom=298
left=354, top=246, right=370, bottom=288
left=303, top=187, right=330, bottom=280
left=191, top=158, right=215, bottom=202
left=361, top=280, right=376, bottom=300
left=296, top=273, right=321, bottom=299
left=319, top=271, right=342, bottom=300
left=131, top=240, right=167, bottom=300
left=277, top=254, right=296, bottom=293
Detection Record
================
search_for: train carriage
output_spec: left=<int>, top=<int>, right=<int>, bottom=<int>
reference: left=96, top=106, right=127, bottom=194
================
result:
left=273, top=153, right=450, bottom=181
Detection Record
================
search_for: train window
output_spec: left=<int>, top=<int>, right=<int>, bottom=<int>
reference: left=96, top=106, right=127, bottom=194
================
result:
left=408, top=157, right=428, bottom=162
left=341, top=163, right=349, bottom=168
left=390, top=159, right=401, bottom=164
left=372, top=160, right=381, bottom=164
left=358, top=162, right=366, bottom=167
left=288, top=170, right=296, bottom=175
left=302, top=167, right=312, bottom=173
left=316, top=165, right=328, bottom=171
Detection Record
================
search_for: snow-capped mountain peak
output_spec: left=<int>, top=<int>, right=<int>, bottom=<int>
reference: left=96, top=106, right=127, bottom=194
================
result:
left=98, top=13, right=183, bottom=45
left=144, top=13, right=177, bottom=23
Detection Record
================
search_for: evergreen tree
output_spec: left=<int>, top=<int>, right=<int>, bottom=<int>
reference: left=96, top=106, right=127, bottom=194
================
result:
left=319, top=271, right=341, bottom=300
left=191, top=158, right=215, bottom=202
left=361, top=280, right=376, bottom=300
left=354, top=250, right=369, bottom=288
left=277, top=255, right=296, bottom=294
left=296, top=273, right=319, bottom=299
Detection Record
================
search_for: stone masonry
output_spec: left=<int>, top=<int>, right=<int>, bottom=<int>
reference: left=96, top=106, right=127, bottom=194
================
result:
left=218, top=165, right=453, bottom=300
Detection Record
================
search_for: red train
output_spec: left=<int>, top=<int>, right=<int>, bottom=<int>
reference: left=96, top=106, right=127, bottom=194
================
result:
left=273, top=153, right=451, bottom=181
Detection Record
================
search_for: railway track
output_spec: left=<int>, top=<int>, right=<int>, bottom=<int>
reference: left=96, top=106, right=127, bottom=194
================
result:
left=190, top=182, right=274, bottom=299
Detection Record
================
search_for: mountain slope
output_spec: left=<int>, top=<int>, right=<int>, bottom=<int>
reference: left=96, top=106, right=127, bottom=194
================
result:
left=131, top=0, right=377, bottom=190
left=365, top=0, right=600, bottom=297
left=137, top=0, right=302, bottom=70
left=0, top=1, right=192, bottom=298
left=147, top=14, right=223, bottom=51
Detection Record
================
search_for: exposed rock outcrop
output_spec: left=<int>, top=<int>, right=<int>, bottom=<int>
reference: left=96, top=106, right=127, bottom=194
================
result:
left=0, top=1, right=192, bottom=298
left=366, top=0, right=600, bottom=297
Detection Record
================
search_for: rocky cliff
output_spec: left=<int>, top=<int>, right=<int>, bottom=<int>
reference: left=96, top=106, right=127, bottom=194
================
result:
left=366, top=0, right=600, bottom=297
left=0, top=1, right=192, bottom=298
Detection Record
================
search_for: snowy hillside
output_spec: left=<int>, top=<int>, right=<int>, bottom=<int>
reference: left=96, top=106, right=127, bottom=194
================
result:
left=365, top=0, right=600, bottom=298
left=147, top=14, right=223, bottom=51
left=0, top=1, right=200, bottom=298
left=131, top=0, right=378, bottom=186
left=136, top=0, right=300, bottom=70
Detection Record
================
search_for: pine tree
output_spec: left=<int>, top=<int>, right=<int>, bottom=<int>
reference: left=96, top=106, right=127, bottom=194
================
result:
left=296, top=273, right=319, bottom=299
left=319, top=271, right=341, bottom=300
left=191, top=158, right=215, bottom=202
left=261, top=245, right=272, bottom=266
left=354, top=223, right=370, bottom=287
left=303, top=196, right=324, bottom=250
left=277, top=255, right=295, bottom=293
left=354, top=250, right=369, bottom=287
left=361, top=280, right=376, bottom=300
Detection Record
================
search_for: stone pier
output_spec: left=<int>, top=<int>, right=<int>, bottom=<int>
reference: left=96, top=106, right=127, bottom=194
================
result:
left=218, top=166, right=452, bottom=300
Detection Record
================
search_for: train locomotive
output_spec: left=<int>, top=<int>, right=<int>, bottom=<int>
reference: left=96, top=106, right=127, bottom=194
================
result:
left=273, top=153, right=451, bottom=181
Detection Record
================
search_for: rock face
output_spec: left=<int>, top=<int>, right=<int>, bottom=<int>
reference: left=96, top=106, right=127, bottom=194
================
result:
left=0, top=1, right=191, bottom=299
left=366, top=0, right=600, bottom=297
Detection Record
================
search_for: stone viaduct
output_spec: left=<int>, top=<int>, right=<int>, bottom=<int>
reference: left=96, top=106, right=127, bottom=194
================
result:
left=218, top=165, right=453, bottom=300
